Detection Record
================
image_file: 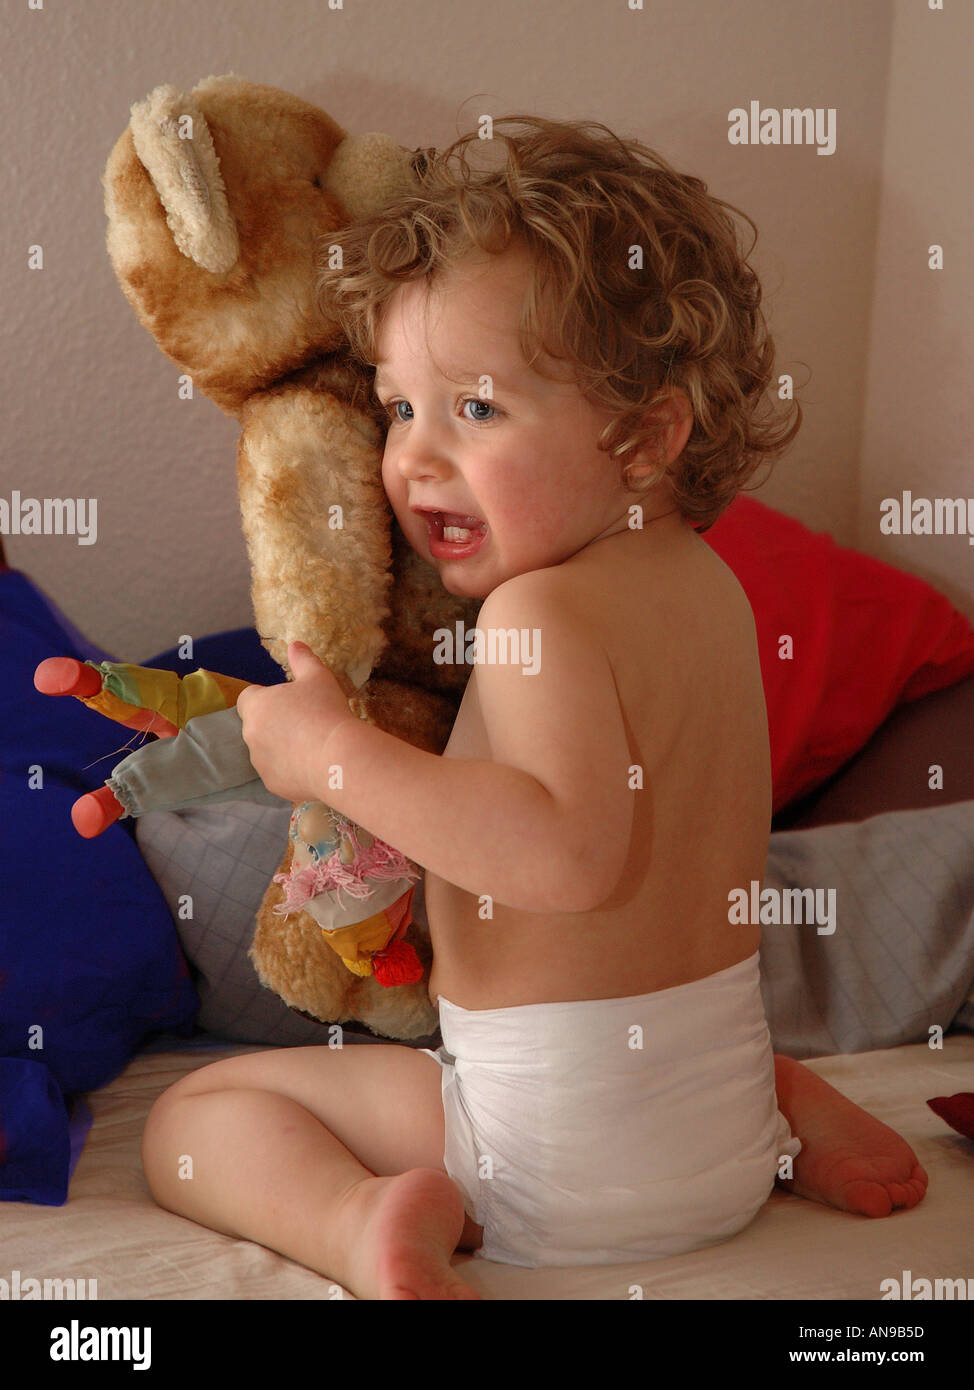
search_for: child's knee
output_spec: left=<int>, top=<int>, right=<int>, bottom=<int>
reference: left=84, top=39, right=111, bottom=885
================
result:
left=141, top=1081, right=205, bottom=1202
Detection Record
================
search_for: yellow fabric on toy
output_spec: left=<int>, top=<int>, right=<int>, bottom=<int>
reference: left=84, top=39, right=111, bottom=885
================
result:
left=320, top=889, right=414, bottom=976
left=80, top=661, right=251, bottom=728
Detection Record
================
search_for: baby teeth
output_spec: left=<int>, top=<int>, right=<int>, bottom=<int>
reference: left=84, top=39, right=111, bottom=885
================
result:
left=443, top=525, right=474, bottom=541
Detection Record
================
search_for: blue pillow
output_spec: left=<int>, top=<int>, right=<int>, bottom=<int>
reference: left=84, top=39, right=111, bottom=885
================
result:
left=0, top=566, right=199, bottom=1205
left=139, top=627, right=286, bottom=688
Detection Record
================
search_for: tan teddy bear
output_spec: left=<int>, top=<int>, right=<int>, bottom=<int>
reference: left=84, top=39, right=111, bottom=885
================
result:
left=100, top=74, right=480, bottom=1039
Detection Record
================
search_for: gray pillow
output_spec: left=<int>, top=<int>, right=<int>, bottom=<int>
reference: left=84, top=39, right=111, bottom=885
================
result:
left=135, top=799, right=438, bottom=1048
left=136, top=796, right=974, bottom=1055
left=758, top=799, right=974, bottom=1056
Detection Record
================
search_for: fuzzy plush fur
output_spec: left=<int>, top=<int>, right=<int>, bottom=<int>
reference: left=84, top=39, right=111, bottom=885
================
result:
left=102, top=75, right=480, bottom=1039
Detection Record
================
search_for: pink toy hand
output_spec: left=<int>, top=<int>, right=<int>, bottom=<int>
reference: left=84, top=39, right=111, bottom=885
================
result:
left=33, top=656, right=182, bottom=837
left=33, top=657, right=179, bottom=736
left=35, top=655, right=257, bottom=836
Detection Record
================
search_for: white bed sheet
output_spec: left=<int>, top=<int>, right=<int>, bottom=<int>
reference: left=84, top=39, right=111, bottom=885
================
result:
left=4, top=1035, right=972, bottom=1301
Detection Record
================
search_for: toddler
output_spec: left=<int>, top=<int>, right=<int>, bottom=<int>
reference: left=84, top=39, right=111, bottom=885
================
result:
left=142, top=116, right=927, bottom=1298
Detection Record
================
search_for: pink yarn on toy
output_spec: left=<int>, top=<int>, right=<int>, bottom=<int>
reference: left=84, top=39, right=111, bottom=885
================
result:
left=271, top=812, right=420, bottom=916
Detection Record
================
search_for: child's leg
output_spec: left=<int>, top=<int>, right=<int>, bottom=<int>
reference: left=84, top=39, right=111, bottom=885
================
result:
left=773, top=1054, right=928, bottom=1217
left=141, top=1044, right=482, bottom=1301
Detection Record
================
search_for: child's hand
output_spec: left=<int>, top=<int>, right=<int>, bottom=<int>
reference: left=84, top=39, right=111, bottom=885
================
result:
left=236, top=641, right=357, bottom=804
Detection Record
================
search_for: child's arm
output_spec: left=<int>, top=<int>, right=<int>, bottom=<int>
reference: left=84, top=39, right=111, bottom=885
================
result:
left=318, top=573, right=634, bottom=914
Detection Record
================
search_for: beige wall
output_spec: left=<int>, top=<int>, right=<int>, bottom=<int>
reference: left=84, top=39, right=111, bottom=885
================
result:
left=2, top=0, right=969, bottom=659
left=858, top=0, right=973, bottom=619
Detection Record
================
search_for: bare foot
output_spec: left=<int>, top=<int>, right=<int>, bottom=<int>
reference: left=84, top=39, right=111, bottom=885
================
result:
left=774, top=1054, right=929, bottom=1218
left=334, top=1168, right=483, bottom=1301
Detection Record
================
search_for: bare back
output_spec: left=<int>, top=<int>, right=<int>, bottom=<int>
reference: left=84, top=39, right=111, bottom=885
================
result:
left=426, top=517, right=769, bottom=1010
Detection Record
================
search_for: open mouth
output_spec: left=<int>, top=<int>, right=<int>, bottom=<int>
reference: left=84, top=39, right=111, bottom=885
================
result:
left=427, top=511, right=486, bottom=542
left=416, top=509, right=488, bottom=558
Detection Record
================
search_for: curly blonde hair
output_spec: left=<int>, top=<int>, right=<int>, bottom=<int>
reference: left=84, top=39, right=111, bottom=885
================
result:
left=316, top=115, right=801, bottom=531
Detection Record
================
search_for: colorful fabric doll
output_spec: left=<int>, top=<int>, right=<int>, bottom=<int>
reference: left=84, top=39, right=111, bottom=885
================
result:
left=33, top=656, right=423, bottom=987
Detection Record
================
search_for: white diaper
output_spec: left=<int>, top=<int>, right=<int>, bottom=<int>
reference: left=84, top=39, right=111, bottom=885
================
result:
left=421, top=951, right=801, bottom=1268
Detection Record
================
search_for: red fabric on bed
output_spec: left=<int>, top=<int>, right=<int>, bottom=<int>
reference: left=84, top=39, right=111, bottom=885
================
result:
left=702, top=497, right=974, bottom=813
left=927, top=1093, right=974, bottom=1141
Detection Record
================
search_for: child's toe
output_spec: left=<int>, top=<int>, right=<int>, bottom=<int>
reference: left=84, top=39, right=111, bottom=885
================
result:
left=885, top=1180, right=914, bottom=1209
left=844, top=1179, right=893, bottom=1218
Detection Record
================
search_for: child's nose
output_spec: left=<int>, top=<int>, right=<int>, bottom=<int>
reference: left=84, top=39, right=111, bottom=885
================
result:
left=395, top=427, right=455, bottom=482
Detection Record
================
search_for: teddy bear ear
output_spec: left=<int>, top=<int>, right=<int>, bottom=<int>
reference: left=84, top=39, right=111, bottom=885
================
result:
left=324, top=132, right=419, bottom=221
left=128, top=83, right=240, bottom=275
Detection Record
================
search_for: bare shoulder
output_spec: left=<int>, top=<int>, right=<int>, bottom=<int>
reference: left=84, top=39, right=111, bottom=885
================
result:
left=478, top=564, right=580, bottom=620
left=674, top=532, right=758, bottom=636
left=478, top=558, right=612, bottom=653
left=475, top=566, right=599, bottom=662
left=477, top=524, right=755, bottom=682
left=560, top=522, right=755, bottom=653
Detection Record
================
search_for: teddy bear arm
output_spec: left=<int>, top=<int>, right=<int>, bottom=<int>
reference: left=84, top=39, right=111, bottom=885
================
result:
left=237, top=386, right=394, bottom=693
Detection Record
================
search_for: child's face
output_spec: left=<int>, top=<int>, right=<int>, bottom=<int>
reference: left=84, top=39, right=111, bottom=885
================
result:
left=373, top=243, right=639, bottom=599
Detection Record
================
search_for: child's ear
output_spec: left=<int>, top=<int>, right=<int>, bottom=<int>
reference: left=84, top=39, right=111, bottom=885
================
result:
left=626, top=388, right=693, bottom=483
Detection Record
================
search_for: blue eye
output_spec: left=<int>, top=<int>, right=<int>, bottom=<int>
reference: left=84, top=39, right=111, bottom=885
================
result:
left=382, top=396, right=499, bottom=424
left=462, top=398, right=496, bottom=421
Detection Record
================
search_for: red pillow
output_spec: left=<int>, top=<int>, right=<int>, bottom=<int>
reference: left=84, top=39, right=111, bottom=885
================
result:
left=701, top=497, right=974, bottom=813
